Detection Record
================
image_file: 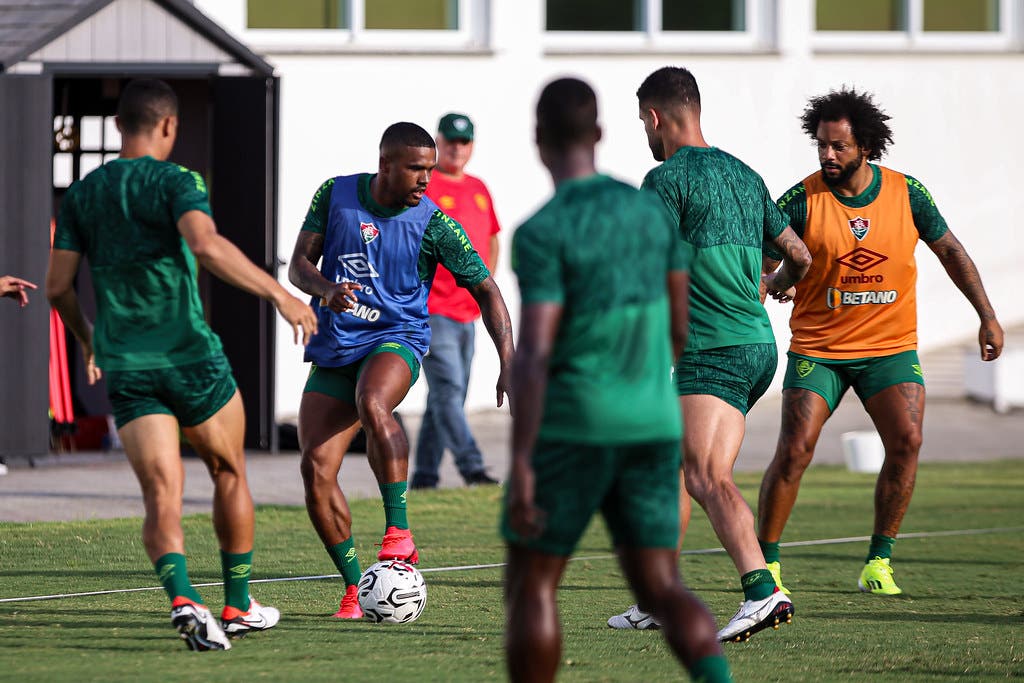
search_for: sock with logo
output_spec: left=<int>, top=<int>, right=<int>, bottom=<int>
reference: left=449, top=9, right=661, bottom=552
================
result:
left=328, top=537, right=363, bottom=587
left=221, top=549, right=253, bottom=612
left=689, top=655, right=733, bottom=683
left=759, top=539, right=781, bottom=564
left=866, top=534, right=895, bottom=563
left=741, top=569, right=777, bottom=602
left=154, top=552, right=204, bottom=606
left=380, top=481, right=409, bottom=530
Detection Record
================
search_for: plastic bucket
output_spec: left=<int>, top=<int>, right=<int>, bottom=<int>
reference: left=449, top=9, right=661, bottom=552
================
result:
left=840, top=431, right=884, bottom=474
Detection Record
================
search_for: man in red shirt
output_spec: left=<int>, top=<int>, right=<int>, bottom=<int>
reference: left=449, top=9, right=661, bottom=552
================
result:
left=411, top=113, right=502, bottom=489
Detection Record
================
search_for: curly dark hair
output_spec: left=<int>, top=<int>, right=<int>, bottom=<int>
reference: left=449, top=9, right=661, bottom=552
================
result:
left=800, top=88, right=893, bottom=161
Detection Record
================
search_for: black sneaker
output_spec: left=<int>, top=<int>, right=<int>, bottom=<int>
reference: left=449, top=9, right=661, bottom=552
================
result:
left=464, top=471, right=499, bottom=486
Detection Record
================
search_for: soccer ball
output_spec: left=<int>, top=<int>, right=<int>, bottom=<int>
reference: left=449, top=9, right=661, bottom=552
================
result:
left=357, top=560, right=427, bottom=623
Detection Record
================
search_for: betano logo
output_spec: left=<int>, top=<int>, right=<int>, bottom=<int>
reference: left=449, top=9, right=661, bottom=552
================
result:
left=826, top=288, right=898, bottom=309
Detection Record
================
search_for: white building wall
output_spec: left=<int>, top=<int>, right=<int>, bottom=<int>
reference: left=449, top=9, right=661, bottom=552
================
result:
left=196, top=0, right=1024, bottom=421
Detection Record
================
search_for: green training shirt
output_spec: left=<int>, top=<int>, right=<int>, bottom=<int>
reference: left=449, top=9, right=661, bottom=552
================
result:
left=512, top=174, right=690, bottom=445
left=767, top=163, right=949, bottom=259
left=54, top=157, right=223, bottom=371
left=300, top=174, right=489, bottom=288
left=642, top=146, right=787, bottom=351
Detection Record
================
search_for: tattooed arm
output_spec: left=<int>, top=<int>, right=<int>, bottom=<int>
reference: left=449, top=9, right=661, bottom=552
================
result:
left=467, top=276, right=515, bottom=407
left=763, top=226, right=812, bottom=302
left=927, top=230, right=1003, bottom=361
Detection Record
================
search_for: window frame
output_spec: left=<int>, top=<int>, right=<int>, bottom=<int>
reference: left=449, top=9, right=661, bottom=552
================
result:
left=542, top=0, right=776, bottom=55
left=813, top=0, right=1020, bottom=53
left=241, top=0, right=487, bottom=53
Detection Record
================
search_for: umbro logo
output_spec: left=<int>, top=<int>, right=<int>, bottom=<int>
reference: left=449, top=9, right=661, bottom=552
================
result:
left=338, top=253, right=379, bottom=278
left=229, top=563, right=251, bottom=579
left=836, top=247, right=888, bottom=273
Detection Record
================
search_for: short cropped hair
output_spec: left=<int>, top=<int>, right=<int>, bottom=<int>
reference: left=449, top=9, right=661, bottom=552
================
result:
left=636, top=66, right=701, bottom=110
left=380, top=122, right=436, bottom=154
left=117, top=79, right=178, bottom=135
left=535, top=77, right=598, bottom=151
left=801, top=88, right=893, bottom=160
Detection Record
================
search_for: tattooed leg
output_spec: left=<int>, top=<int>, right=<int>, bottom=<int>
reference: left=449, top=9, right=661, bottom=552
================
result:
left=757, top=389, right=832, bottom=542
left=863, top=383, right=926, bottom=537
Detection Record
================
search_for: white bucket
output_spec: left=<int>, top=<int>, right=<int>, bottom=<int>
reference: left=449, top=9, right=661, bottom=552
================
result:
left=840, top=431, right=885, bottom=474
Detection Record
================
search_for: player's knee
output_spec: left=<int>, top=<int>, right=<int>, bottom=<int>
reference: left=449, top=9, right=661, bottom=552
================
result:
left=299, top=452, right=336, bottom=490
left=776, top=438, right=815, bottom=475
left=885, top=429, right=922, bottom=459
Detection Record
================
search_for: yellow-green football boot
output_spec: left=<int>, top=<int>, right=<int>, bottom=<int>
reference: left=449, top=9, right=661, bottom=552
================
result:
left=858, top=557, right=903, bottom=595
left=767, top=561, right=791, bottom=596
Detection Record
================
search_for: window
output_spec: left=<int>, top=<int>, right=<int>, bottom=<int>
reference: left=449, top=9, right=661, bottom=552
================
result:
left=544, top=0, right=770, bottom=54
left=244, top=0, right=477, bottom=51
left=814, top=0, right=1016, bottom=51
left=53, top=115, right=121, bottom=189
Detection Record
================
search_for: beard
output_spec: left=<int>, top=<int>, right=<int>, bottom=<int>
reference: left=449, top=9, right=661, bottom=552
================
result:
left=820, top=156, right=863, bottom=187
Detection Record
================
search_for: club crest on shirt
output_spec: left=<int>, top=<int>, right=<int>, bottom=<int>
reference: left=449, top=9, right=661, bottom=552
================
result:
left=360, top=221, right=380, bottom=244
left=848, top=216, right=870, bottom=240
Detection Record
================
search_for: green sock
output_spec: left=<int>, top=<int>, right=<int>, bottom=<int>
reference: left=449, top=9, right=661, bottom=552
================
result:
left=741, top=568, right=777, bottom=602
left=221, top=550, right=253, bottom=611
left=154, top=552, right=203, bottom=605
left=690, top=655, right=734, bottom=683
left=379, top=481, right=409, bottom=530
left=866, top=534, right=895, bottom=562
left=759, top=539, right=781, bottom=564
left=328, top=537, right=363, bottom=587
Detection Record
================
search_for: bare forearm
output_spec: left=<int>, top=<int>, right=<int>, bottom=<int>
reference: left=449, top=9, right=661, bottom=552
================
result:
left=288, top=258, right=333, bottom=300
left=769, top=227, right=811, bottom=290
left=194, top=235, right=286, bottom=306
left=511, top=357, right=547, bottom=461
left=472, top=279, right=514, bottom=364
left=936, top=247, right=997, bottom=321
left=49, top=290, right=92, bottom=346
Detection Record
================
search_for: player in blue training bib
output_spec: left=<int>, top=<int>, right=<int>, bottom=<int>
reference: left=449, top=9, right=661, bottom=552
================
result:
left=287, top=121, right=514, bottom=619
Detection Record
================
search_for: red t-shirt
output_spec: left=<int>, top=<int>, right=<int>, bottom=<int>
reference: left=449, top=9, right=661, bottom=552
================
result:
left=425, top=171, right=501, bottom=323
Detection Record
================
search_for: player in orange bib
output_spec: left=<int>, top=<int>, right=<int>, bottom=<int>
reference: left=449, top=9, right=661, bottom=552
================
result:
left=757, top=88, right=1004, bottom=596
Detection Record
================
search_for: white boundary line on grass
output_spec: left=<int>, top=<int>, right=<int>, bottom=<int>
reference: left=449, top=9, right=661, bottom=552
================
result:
left=1, top=525, right=1020, bottom=605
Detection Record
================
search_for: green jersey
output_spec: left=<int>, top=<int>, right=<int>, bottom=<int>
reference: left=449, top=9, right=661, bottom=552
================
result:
left=54, top=157, right=223, bottom=371
left=643, top=146, right=787, bottom=350
left=512, top=174, right=689, bottom=445
left=767, top=163, right=949, bottom=259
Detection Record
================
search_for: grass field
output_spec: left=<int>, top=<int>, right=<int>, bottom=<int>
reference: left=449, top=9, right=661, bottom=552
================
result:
left=1, top=460, right=1022, bottom=682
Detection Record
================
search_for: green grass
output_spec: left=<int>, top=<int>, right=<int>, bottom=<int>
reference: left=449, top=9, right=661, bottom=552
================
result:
left=1, top=460, right=1022, bottom=682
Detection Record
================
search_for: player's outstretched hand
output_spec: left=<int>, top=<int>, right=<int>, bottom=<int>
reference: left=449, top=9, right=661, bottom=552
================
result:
left=507, top=460, right=546, bottom=539
left=321, top=282, right=362, bottom=314
left=979, top=318, right=1004, bottom=361
left=278, top=294, right=319, bottom=346
left=0, top=275, right=38, bottom=307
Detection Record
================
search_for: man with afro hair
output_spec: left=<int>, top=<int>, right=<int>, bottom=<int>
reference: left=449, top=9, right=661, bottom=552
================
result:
left=758, top=87, right=1004, bottom=596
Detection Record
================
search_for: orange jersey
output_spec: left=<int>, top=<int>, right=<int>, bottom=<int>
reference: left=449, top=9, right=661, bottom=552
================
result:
left=790, top=166, right=918, bottom=359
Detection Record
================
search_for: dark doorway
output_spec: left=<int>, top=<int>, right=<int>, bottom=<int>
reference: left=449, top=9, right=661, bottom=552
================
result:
left=49, top=74, right=278, bottom=450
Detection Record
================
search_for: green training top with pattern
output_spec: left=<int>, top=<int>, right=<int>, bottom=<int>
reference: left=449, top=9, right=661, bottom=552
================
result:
left=766, top=164, right=949, bottom=260
left=642, top=146, right=788, bottom=351
left=301, top=174, right=488, bottom=288
left=54, top=157, right=223, bottom=371
left=512, top=174, right=691, bottom=445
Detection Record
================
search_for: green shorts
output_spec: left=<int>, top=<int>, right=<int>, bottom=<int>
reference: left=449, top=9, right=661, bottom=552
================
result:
left=783, top=350, right=925, bottom=412
left=106, top=354, right=237, bottom=429
left=675, top=343, right=777, bottom=414
left=304, top=342, right=420, bottom=404
left=500, top=439, right=681, bottom=556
